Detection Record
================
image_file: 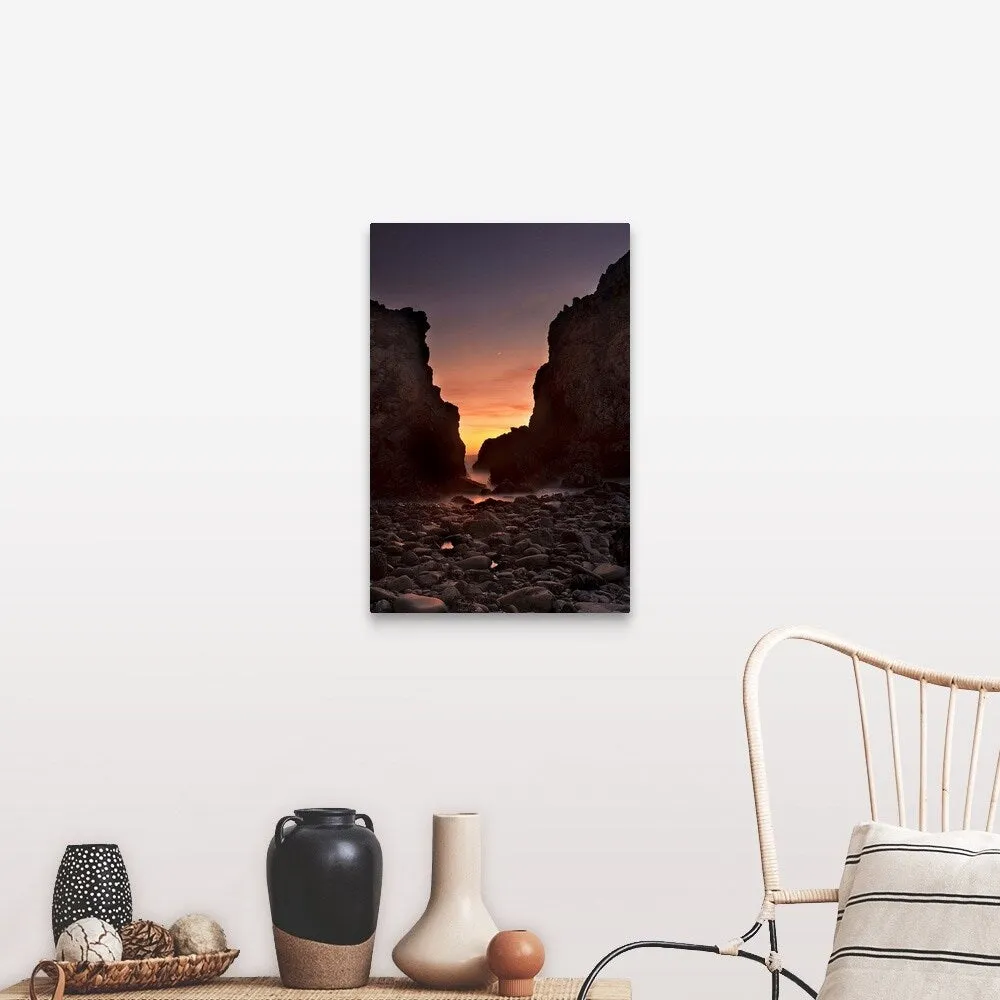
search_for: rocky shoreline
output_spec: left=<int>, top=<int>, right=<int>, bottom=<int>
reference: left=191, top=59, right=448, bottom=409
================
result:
left=370, top=482, right=630, bottom=613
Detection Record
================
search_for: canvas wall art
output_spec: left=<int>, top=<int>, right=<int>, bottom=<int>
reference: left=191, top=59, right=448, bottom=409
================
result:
left=370, top=223, right=630, bottom=614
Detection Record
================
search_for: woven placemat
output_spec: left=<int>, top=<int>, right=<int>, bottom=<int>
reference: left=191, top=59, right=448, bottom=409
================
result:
left=1, top=977, right=629, bottom=1000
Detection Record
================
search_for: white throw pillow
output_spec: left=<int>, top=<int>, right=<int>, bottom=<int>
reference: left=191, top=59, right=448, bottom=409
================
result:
left=818, top=821, right=1000, bottom=999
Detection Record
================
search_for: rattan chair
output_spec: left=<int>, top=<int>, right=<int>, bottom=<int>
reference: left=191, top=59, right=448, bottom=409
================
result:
left=577, top=625, right=1000, bottom=999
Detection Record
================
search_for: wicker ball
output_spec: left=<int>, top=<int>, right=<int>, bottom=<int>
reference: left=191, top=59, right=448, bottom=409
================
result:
left=120, top=919, right=174, bottom=959
left=56, top=917, right=123, bottom=963
left=169, top=913, right=227, bottom=955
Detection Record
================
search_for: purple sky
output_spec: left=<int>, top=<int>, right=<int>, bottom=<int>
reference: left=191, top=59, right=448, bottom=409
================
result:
left=370, top=223, right=629, bottom=454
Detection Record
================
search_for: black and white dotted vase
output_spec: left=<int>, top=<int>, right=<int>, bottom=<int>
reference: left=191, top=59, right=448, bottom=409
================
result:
left=51, top=844, right=133, bottom=944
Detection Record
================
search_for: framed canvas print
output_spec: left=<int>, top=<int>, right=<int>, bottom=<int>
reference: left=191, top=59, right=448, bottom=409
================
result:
left=370, top=223, right=629, bottom=614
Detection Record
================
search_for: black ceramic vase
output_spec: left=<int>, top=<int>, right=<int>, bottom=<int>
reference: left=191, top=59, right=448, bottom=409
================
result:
left=52, top=844, right=133, bottom=943
left=267, top=808, right=382, bottom=989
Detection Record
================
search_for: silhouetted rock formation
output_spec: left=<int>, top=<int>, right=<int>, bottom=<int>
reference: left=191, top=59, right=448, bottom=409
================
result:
left=472, top=426, right=534, bottom=488
left=473, top=252, right=629, bottom=487
left=370, top=300, right=467, bottom=495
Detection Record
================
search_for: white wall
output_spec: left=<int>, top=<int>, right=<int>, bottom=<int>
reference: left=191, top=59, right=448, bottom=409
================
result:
left=3, top=3, right=1000, bottom=996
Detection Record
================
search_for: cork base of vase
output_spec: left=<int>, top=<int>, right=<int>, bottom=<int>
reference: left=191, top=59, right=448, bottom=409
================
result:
left=273, top=926, right=375, bottom=990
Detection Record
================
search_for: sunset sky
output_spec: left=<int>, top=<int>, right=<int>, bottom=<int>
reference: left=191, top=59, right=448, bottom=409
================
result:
left=370, top=223, right=629, bottom=456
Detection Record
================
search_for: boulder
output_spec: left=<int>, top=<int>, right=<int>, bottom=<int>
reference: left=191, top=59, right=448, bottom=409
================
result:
left=593, top=563, right=628, bottom=583
left=497, top=586, right=555, bottom=613
left=610, top=524, right=630, bottom=566
left=370, top=548, right=389, bottom=581
left=515, top=554, right=549, bottom=569
left=393, top=594, right=447, bottom=613
left=466, top=513, right=504, bottom=538
left=456, top=555, right=492, bottom=571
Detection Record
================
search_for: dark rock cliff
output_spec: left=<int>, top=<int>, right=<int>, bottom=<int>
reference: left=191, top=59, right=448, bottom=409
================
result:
left=370, top=300, right=467, bottom=495
left=474, top=252, right=629, bottom=487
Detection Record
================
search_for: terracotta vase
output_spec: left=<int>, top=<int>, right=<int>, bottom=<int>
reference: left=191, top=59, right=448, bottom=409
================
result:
left=392, top=813, right=499, bottom=988
left=487, top=930, right=546, bottom=997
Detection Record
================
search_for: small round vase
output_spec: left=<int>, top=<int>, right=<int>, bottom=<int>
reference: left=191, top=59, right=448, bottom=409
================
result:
left=393, top=813, right=499, bottom=989
left=488, top=930, right=546, bottom=997
left=52, top=844, right=132, bottom=943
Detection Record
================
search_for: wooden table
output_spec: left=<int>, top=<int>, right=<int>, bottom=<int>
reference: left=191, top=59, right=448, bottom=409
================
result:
left=1, top=977, right=631, bottom=1000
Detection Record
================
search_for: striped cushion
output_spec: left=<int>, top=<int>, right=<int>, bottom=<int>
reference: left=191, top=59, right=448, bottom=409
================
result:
left=818, top=821, right=1000, bottom=998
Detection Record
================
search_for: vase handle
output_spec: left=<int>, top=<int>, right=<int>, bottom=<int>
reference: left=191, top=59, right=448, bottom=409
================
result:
left=355, top=813, right=374, bottom=831
left=274, top=815, right=302, bottom=845
left=30, top=962, right=65, bottom=1000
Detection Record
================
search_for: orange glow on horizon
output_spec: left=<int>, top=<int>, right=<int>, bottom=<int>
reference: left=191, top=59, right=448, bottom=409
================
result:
left=430, top=350, right=543, bottom=459
left=459, top=412, right=533, bottom=457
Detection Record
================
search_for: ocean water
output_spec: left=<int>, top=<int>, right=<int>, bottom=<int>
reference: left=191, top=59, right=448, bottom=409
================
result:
left=464, top=458, right=490, bottom=486
left=459, top=457, right=629, bottom=505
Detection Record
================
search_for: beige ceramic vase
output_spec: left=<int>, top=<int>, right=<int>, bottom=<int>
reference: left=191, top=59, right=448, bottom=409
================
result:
left=392, top=813, right=499, bottom=988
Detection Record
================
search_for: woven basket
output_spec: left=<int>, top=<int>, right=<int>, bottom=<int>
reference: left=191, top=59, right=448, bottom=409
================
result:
left=30, top=951, right=239, bottom=997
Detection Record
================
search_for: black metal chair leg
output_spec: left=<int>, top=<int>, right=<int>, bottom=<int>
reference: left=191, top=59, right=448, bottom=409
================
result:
left=574, top=928, right=818, bottom=1000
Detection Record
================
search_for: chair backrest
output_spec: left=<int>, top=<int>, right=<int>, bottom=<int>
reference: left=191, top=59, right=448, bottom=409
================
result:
left=743, top=626, right=1000, bottom=907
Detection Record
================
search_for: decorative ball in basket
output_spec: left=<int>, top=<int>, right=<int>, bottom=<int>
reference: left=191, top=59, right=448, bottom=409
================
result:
left=120, top=921, right=174, bottom=960
left=55, top=919, right=123, bottom=963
